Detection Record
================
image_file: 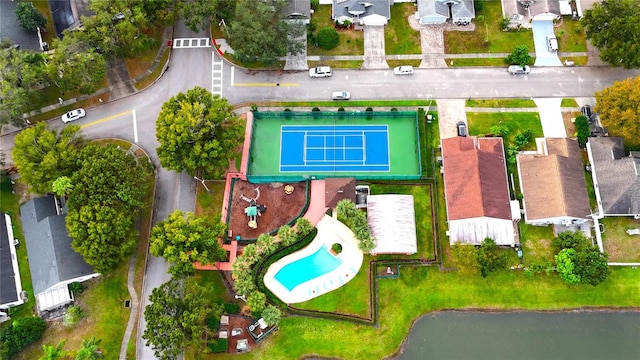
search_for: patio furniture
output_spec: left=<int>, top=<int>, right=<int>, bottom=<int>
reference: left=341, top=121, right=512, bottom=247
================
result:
left=219, top=330, right=228, bottom=339
left=231, top=328, right=243, bottom=336
left=236, top=339, right=250, bottom=352
left=220, top=315, right=229, bottom=326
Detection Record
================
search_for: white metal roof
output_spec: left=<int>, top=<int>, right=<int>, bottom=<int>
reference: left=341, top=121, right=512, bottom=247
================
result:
left=368, top=195, right=418, bottom=254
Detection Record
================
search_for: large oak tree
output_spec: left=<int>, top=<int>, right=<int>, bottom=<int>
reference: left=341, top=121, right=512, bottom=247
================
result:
left=0, top=48, right=47, bottom=126
left=150, top=211, right=227, bottom=277
left=581, top=0, right=640, bottom=69
left=595, top=75, right=640, bottom=147
left=156, top=87, right=244, bottom=177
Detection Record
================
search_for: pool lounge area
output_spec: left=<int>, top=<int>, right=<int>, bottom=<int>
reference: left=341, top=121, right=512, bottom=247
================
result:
left=264, top=215, right=363, bottom=304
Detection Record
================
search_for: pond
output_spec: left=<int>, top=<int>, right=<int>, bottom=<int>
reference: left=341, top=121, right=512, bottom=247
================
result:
left=395, top=311, right=640, bottom=360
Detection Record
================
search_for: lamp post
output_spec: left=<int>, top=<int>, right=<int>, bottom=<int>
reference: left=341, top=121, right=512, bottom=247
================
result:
left=235, top=294, right=246, bottom=303
left=194, top=176, right=212, bottom=193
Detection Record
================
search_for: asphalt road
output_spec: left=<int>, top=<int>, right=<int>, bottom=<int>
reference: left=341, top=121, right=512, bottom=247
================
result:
left=1, top=20, right=639, bottom=360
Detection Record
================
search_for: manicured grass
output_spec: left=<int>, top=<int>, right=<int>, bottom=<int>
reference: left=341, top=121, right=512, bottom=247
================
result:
left=555, top=17, right=587, bottom=52
left=208, top=265, right=640, bottom=360
left=444, top=2, right=534, bottom=54
left=466, top=99, right=537, bottom=108
left=193, top=270, right=234, bottom=304
left=195, top=182, right=226, bottom=220
left=308, top=60, right=363, bottom=68
left=385, top=4, right=421, bottom=55
left=125, top=25, right=165, bottom=79
left=91, top=139, right=132, bottom=150
left=446, top=57, right=509, bottom=66
left=292, top=255, right=371, bottom=318
left=466, top=112, right=543, bottom=151
left=369, top=184, right=435, bottom=260
left=308, top=6, right=363, bottom=56
left=519, top=223, right=556, bottom=266
left=134, top=48, right=170, bottom=90
left=601, top=217, right=640, bottom=262
left=559, top=56, right=588, bottom=65
left=561, top=98, right=579, bottom=107
left=386, top=60, right=421, bottom=68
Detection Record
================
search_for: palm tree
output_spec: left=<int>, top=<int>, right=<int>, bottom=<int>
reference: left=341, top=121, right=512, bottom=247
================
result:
left=75, top=338, right=103, bottom=360
left=40, top=339, right=68, bottom=360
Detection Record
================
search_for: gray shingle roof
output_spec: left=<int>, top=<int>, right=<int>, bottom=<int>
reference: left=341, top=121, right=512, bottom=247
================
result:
left=588, top=137, right=640, bottom=216
left=20, top=196, right=95, bottom=295
left=283, top=0, right=311, bottom=19
left=418, top=0, right=476, bottom=19
left=0, top=213, right=18, bottom=305
left=333, top=0, right=390, bottom=19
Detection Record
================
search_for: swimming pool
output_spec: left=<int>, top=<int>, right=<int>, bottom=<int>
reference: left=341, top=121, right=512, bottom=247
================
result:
left=274, top=245, right=342, bottom=291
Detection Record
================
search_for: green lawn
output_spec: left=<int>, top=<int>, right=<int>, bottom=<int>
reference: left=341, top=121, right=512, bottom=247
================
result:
left=466, top=112, right=543, bottom=151
left=195, top=182, right=226, bottom=220
left=466, top=99, right=537, bottom=108
left=385, top=4, right=422, bottom=55
left=208, top=265, right=640, bottom=360
left=446, top=57, right=510, bottom=66
left=601, top=217, right=640, bottom=262
left=369, top=184, right=435, bottom=260
left=308, top=5, right=363, bottom=56
left=444, top=1, right=534, bottom=54
left=519, top=223, right=556, bottom=266
left=555, top=17, right=587, bottom=52
left=561, top=98, right=579, bottom=107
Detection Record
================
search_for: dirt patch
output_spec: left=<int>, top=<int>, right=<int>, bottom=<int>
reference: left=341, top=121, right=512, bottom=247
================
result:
left=563, top=112, right=579, bottom=137
left=227, top=180, right=308, bottom=240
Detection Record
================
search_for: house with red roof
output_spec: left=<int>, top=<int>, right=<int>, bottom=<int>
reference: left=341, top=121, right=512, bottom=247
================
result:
left=441, top=136, right=519, bottom=246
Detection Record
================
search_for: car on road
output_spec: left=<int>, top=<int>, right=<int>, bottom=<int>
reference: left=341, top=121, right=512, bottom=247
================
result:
left=61, top=108, right=86, bottom=123
left=393, top=66, right=414, bottom=75
left=456, top=121, right=467, bottom=137
left=508, top=65, right=531, bottom=75
left=332, top=91, right=350, bottom=100
left=309, top=66, right=332, bottom=78
left=547, top=34, right=558, bottom=52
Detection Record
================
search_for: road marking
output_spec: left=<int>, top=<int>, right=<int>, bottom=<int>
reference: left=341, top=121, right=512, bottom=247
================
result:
left=132, top=109, right=138, bottom=143
left=172, top=38, right=211, bottom=49
left=80, top=110, right=132, bottom=129
left=233, top=83, right=299, bottom=87
left=231, top=66, right=235, bottom=86
left=211, top=52, right=223, bottom=97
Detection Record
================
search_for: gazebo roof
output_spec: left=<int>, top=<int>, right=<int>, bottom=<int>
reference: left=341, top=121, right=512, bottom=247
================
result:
left=367, top=194, right=417, bottom=254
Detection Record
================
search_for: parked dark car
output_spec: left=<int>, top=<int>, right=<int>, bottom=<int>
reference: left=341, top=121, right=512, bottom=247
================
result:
left=581, top=105, right=593, bottom=119
left=457, top=122, right=467, bottom=137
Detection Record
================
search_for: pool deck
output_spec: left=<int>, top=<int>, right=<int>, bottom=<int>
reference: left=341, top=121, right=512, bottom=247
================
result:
left=263, top=214, right=363, bottom=304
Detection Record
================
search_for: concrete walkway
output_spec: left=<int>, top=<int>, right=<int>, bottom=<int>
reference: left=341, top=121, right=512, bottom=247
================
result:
left=533, top=98, right=567, bottom=137
left=362, top=25, right=389, bottom=69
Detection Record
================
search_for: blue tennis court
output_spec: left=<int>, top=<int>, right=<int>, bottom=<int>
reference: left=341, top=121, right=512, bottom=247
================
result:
left=280, top=125, right=390, bottom=172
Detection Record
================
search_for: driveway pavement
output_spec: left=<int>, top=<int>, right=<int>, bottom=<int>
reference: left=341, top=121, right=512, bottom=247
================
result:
left=362, top=25, right=388, bottom=69
left=437, top=99, right=467, bottom=139
left=532, top=16, right=563, bottom=67
left=284, top=22, right=308, bottom=71
left=533, top=98, right=567, bottom=137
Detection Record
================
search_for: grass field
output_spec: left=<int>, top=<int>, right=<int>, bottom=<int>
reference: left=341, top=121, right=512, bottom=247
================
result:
left=466, top=99, right=537, bottom=108
left=446, top=57, right=510, bottom=66
left=386, top=4, right=422, bottom=55
left=555, top=18, right=587, bottom=52
left=466, top=112, right=543, bottom=151
left=519, top=223, right=556, bottom=266
left=561, top=98, right=579, bottom=107
left=601, top=217, right=640, bottom=262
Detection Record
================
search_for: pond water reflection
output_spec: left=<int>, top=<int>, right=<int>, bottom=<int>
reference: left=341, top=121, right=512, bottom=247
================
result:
left=395, top=311, right=640, bottom=360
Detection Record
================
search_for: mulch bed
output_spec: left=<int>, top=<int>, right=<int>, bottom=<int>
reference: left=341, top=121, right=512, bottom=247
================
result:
left=227, top=180, right=308, bottom=240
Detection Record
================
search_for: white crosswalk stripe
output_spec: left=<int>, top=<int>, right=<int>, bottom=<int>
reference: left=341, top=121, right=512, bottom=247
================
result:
left=211, top=52, right=223, bottom=97
left=172, top=38, right=211, bottom=49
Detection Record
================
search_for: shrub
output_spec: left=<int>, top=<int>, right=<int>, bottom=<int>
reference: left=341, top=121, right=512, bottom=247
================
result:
left=331, top=243, right=343, bottom=254
left=474, top=0, right=484, bottom=12
left=365, top=107, right=373, bottom=112
left=207, top=338, right=228, bottom=353
left=69, top=281, right=85, bottom=294
left=317, top=27, right=339, bottom=50
left=391, top=107, right=398, bottom=111
left=0, top=316, right=47, bottom=358
left=223, top=303, right=240, bottom=314
left=64, top=305, right=85, bottom=325
left=513, top=129, right=532, bottom=148
left=250, top=104, right=258, bottom=112
left=307, top=31, right=317, bottom=47
left=312, top=107, right=320, bottom=112
left=476, top=15, right=485, bottom=23
left=490, top=124, right=510, bottom=137
left=499, top=16, right=510, bottom=31
left=206, top=316, right=220, bottom=330
left=574, top=115, right=590, bottom=147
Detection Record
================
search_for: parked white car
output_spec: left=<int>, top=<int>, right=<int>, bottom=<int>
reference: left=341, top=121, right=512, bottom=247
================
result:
left=508, top=65, right=531, bottom=75
left=393, top=66, right=414, bottom=75
left=61, top=108, right=86, bottom=123
left=331, top=91, right=350, bottom=100
left=309, top=66, right=332, bottom=78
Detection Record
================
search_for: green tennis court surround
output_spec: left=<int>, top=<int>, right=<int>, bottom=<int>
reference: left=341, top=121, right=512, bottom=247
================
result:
left=247, top=111, right=422, bottom=182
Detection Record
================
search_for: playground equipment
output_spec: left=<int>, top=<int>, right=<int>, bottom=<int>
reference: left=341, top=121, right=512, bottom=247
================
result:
left=241, top=187, right=266, bottom=229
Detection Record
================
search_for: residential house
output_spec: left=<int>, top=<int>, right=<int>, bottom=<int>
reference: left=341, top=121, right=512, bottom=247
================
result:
left=517, top=138, right=591, bottom=228
left=442, top=137, right=519, bottom=246
left=324, top=177, right=356, bottom=209
left=331, top=0, right=392, bottom=26
left=505, top=0, right=561, bottom=27
left=20, top=196, right=99, bottom=315
left=416, top=0, right=475, bottom=25
left=1, top=213, right=25, bottom=315
left=284, top=0, right=312, bottom=23
left=586, top=137, right=640, bottom=218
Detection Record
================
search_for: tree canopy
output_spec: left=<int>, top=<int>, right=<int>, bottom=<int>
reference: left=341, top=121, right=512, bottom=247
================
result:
left=0, top=48, right=47, bottom=126
left=67, top=144, right=152, bottom=273
left=12, top=122, right=84, bottom=194
left=48, top=35, right=107, bottom=94
left=143, top=278, right=218, bottom=360
left=595, top=75, right=640, bottom=147
left=476, top=238, right=507, bottom=277
left=15, top=2, right=46, bottom=32
left=227, top=0, right=305, bottom=65
left=150, top=211, right=227, bottom=277
left=505, top=45, right=531, bottom=66
left=156, top=87, right=244, bottom=176
left=555, top=246, right=610, bottom=286
left=581, top=0, right=640, bottom=69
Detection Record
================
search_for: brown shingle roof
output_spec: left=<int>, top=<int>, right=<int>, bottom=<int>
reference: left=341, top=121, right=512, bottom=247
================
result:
left=518, top=138, right=591, bottom=220
left=324, top=178, right=356, bottom=208
left=442, top=137, right=511, bottom=221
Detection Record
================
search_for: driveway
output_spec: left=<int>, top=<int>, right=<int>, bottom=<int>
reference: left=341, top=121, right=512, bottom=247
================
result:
left=533, top=98, right=567, bottom=137
left=362, top=25, right=388, bottom=69
left=532, top=16, right=562, bottom=67
left=437, top=99, right=467, bottom=139
left=284, top=22, right=308, bottom=71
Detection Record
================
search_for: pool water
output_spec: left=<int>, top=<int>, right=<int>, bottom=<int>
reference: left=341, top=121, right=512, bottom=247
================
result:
left=274, top=245, right=342, bottom=291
